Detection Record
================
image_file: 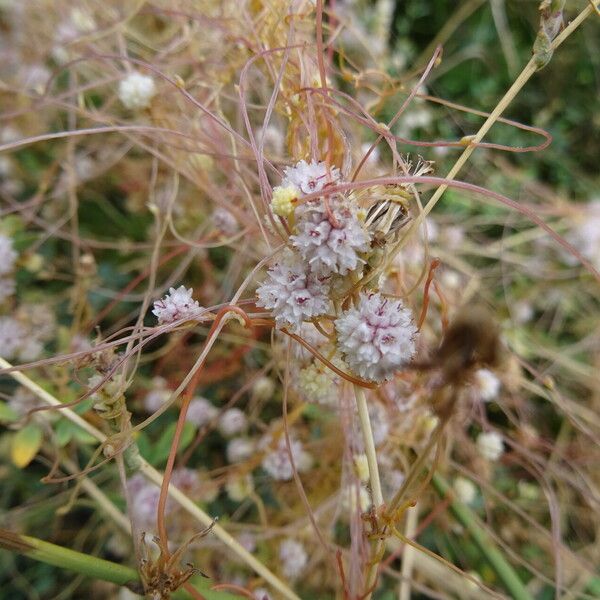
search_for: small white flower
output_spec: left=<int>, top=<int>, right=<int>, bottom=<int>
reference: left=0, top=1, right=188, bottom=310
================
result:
left=186, top=397, right=217, bottom=427
left=127, top=474, right=169, bottom=528
left=152, top=286, right=201, bottom=325
left=297, top=362, right=338, bottom=406
left=8, top=387, right=43, bottom=418
left=477, top=431, right=504, bottom=462
left=565, top=199, right=600, bottom=270
left=472, top=368, right=501, bottom=402
left=17, top=338, right=43, bottom=362
left=0, top=316, right=26, bottom=359
left=335, top=292, right=417, bottom=382
left=213, top=207, right=238, bottom=235
left=291, top=202, right=371, bottom=276
left=226, top=474, right=254, bottom=502
left=281, top=160, right=340, bottom=196
left=226, top=437, right=255, bottom=463
left=279, top=539, right=308, bottom=580
left=143, top=377, right=170, bottom=413
left=453, top=476, right=477, bottom=505
left=512, top=301, right=534, bottom=324
left=70, top=7, right=96, bottom=32
left=253, top=587, right=272, bottom=600
left=0, top=234, right=17, bottom=277
left=261, top=435, right=311, bottom=481
left=218, top=408, right=247, bottom=437
left=118, top=71, right=156, bottom=110
left=170, top=468, right=199, bottom=493
left=256, top=252, right=331, bottom=330
left=252, top=376, right=275, bottom=401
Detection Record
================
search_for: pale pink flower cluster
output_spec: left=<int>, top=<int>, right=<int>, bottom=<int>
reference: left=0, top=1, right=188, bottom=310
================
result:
left=0, top=316, right=27, bottom=360
left=118, top=71, right=156, bottom=110
left=152, top=286, right=202, bottom=325
left=279, top=538, right=308, bottom=580
left=472, top=368, right=501, bottom=402
left=258, top=160, right=371, bottom=330
left=281, top=160, right=340, bottom=196
left=143, top=377, right=170, bottom=413
left=213, top=207, right=238, bottom=236
left=218, top=408, right=247, bottom=437
left=477, top=431, right=504, bottom=462
left=0, top=233, right=17, bottom=303
left=256, top=252, right=330, bottom=330
left=335, top=292, right=417, bottom=382
left=227, top=437, right=255, bottom=463
left=565, top=199, right=600, bottom=270
left=260, top=435, right=312, bottom=481
left=291, top=202, right=371, bottom=276
left=185, top=396, right=217, bottom=427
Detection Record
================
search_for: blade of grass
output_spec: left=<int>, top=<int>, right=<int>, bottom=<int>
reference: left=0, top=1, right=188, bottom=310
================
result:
left=431, top=474, right=533, bottom=600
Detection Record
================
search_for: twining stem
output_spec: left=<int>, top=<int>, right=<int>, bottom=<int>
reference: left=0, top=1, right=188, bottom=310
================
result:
left=353, top=384, right=384, bottom=599
left=392, top=0, right=598, bottom=260
left=0, top=356, right=302, bottom=600
left=431, top=474, right=534, bottom=600
left=156, top=305, right=251, bottom=556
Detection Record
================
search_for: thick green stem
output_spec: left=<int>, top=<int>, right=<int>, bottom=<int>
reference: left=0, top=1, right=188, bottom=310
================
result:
left=0, top=529, right=239, bottom=599
left=0, top=528, right=138, bottom=586
left=431, top=474, right=533, bottom=600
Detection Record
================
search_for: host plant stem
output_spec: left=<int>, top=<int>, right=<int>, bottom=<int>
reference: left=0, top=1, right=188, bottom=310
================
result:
left=0, top=357, right=301, bottom=600
left=354, top=384, right=385, bottom=599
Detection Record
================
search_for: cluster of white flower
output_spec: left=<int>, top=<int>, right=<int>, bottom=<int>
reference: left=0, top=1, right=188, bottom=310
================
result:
left=256, top=252, right=331, bottom=330
left=142, top=377, right=170, bottom=413
left=212, top=207, right=239, bottom=236
left=185, top=396, right=217, bottom=427
left=152, top=286, right=202, bottom=325
left=227, top=437, right=255, bottom=463
left=291, top=202, right=371, bottom=276
left=127, top=474, right=167, bottom=530
left=565, top=199, right=600, bottom=270
left=297, top=362, right=338, bottom=406
left=453, top=476, right=477, bottom=505
left=281, top=160, right=340, bottom=196
left=472, top=368, right=501, bottom=402
left=218, top=408, right=247, bottom=437
left=258, top=160, right=373, bottom=332
left=213, top=207, right=239, bottom=236
left=260, top=434, right=312, bottom=481
left=0, top=316, right=28, bottom=360
left=477, top=431, right=504, bottom=462
left=279, top=538, right=308, bottom=580
left=118, top=71, right=156, bottom=110
left=0, top=233, right=17, bottom=303
left=335, top=292, right=417, bottom=382
left=226, top=473, right=254, bottom=502
left=8, top=387, right=44, bottom=419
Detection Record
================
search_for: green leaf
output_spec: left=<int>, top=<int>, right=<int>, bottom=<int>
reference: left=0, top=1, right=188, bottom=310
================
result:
left=72, top=427, right=98, bottom=445
left=0, top=400, right=18, bottom=422
left=54, top=419, right=74, bottom=447
left=150, top=421, right=197, bottom=465
left=11, top=423, right=44, bottom=468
